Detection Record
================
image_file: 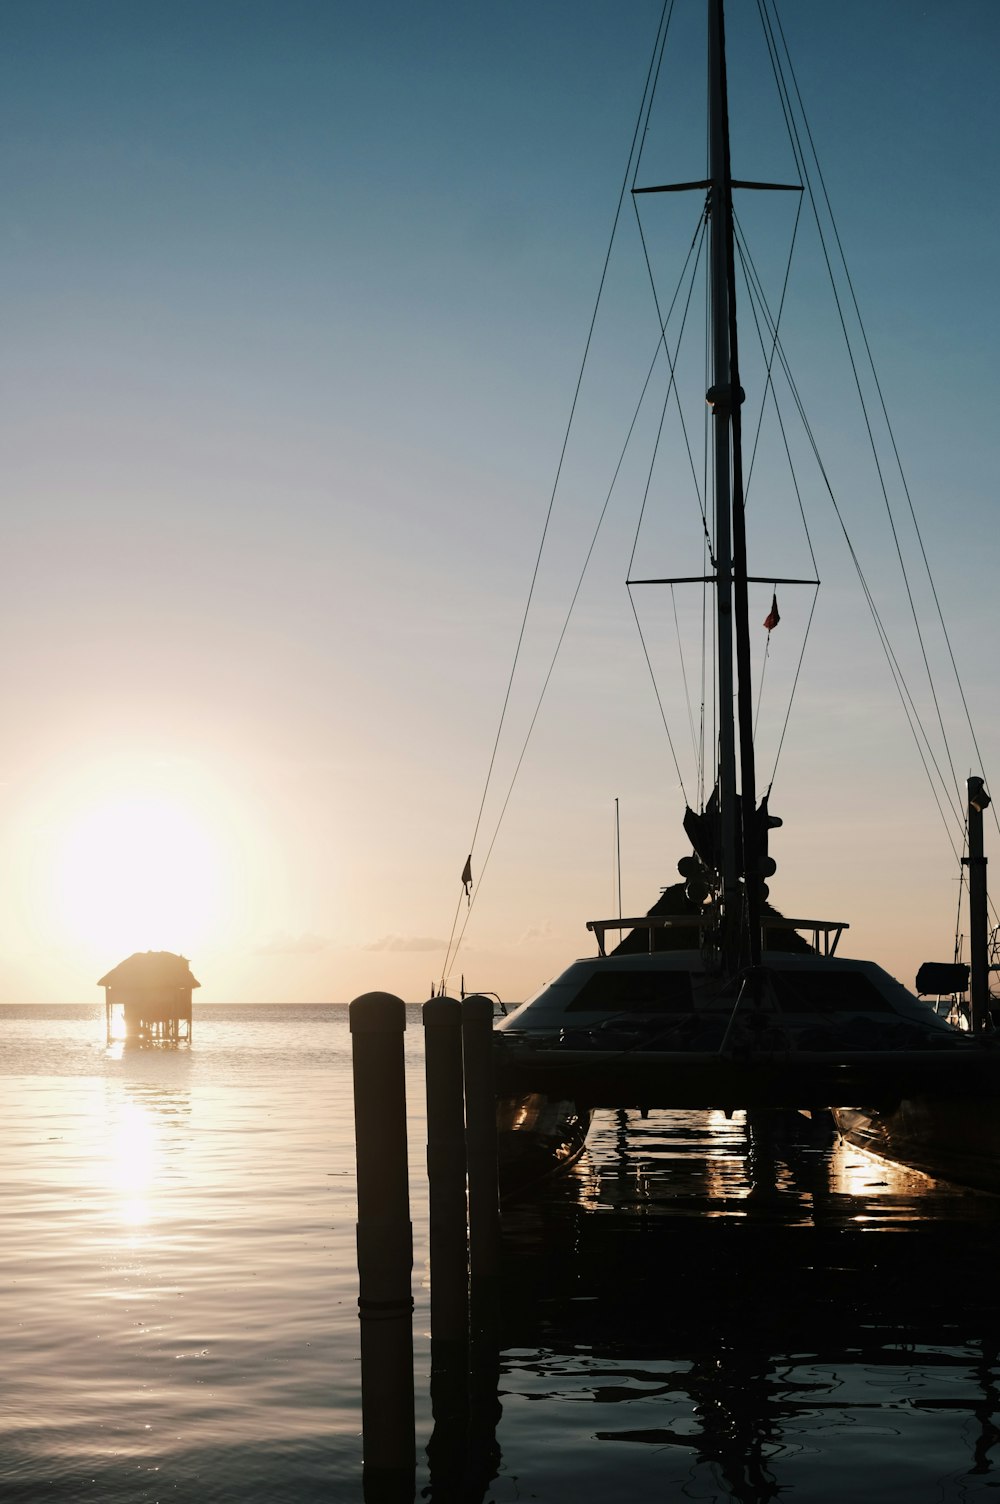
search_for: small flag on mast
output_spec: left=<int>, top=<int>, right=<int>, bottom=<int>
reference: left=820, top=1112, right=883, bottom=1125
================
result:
left=461, top=855, right=473, bottom=904
left=763, top=592, right=780, bottom=632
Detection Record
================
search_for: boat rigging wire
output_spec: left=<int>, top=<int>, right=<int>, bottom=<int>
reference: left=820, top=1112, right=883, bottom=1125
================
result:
left=735, top=254, right=961, bottom=861
left=702, top=248, right=713, bottom=812
left=631, top=204, right=713, bottom=548
left=760, top=0, right=991, bottom=850
left=732, top=224, right=950, bottom=826
left=672, top=581, right=701, bottom=775
left=753, top=625, right=771, bottom=742
left=731, top=214, right=820, bottom=789
left=688, top=14, right=957, bottom=860
left=736, top=201, right=803, bottom=511
left=444, top=294, right=698, bottom=984
left=954, top=832, right=968, bottom=969
left=625, top=213, right=710, bottom=789
left=733, top=215, right=814, bottom=570
left=439, top=0, right=677, bottom=989
left=629, top=193, right=713, bottom=832
left=627, top=31, right=810, bottom=808
left=444, top=0, right=990, bottom=993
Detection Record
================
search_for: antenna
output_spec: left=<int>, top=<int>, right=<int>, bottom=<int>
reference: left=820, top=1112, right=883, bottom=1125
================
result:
left=615, top=797, right=622, bottom=922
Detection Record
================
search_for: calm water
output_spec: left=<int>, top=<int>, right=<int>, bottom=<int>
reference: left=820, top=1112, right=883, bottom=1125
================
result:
left=9, top=1004, right=1000, bottom=1502
left=0, top=1003, right=333, bottom=1502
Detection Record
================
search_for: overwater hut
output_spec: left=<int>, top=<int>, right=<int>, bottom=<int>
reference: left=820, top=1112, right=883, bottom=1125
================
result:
left=99, top=951, right=199, bottom=1044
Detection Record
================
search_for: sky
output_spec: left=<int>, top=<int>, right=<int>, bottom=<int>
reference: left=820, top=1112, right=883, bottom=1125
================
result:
left=0, top=0, right=998, bottom=1005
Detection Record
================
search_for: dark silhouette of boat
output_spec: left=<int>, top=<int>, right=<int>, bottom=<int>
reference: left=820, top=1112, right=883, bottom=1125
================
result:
left=492, top=1, right=1000, bottom=1197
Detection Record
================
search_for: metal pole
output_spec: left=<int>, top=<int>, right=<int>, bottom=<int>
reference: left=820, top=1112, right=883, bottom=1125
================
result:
left=462, top=995, right=502, bottom=1283
left=968, top=778, right=992, bottom=1033
left=349, top=992, right=415, bottom=1494
left=422, top=996, right=469, bottom=1344
left=707, top=0, right=740, bottom=943
left=716, top=0, right=762, bottom=970
left=615, top=797, right=622, bottom=923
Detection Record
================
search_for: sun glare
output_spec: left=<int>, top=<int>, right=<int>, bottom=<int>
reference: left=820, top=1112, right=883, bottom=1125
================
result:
left=110, top=1098, right=157, bottom=1228
left=53, top=791, right=227, bottom=959
left=5, top=749, right=289, bottom=993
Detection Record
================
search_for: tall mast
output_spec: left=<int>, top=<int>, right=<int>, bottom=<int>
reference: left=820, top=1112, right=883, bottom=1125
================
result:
left=707, top=0, right=740, bottom=945
left=707, top=0, right=763, bottom=967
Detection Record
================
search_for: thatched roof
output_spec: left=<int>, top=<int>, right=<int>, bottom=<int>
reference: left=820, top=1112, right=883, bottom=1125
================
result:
left=98, top=952, right=201, bottom=989
left=611, top=882, right=814, bottom=955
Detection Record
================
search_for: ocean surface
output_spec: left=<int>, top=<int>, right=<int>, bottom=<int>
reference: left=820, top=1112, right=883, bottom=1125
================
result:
left=8, top=1003, right=1000, bottom=1502
left=0, top=1002, right=333, bottom=1503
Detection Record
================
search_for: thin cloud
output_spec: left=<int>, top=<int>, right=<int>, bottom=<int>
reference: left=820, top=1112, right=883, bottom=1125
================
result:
left=364, top=935, right=447, bottom=954
left=518, top=921, right=553, bottom=945
left=255, top=932, right=330, bottom=955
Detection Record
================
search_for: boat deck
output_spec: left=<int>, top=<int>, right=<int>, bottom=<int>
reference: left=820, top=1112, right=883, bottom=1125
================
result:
left=495, top=1037, right=1000, bottom=1112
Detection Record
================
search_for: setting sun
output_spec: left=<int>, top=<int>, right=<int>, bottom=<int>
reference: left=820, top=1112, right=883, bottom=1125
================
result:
left=0, top=748, right=268, bottom=987
left=53, top=793, right=225, bottom=958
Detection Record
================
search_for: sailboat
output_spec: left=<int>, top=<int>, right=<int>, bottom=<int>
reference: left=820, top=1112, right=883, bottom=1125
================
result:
left=488, top=0, right=1000, bottom=1196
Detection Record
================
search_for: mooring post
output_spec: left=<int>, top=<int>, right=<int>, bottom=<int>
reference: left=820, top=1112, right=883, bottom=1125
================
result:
left=422, top=996, right=469, bottom=1345
left=350, top=992, right=415, bottom=1499
left=968, top=777, right=992, bottom=1033
left=462, top=995, right=502, bottom=1283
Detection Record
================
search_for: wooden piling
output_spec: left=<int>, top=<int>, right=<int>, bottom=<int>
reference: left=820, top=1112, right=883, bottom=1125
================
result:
left=422, top=996, right=469, bottom=1345
left=350, top=992, right=415, bottom=1495
left=462, top=995, right=502, bottom=1283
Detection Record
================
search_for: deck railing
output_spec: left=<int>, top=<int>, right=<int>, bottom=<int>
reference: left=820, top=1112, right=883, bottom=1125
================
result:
left=585, top=914, right=848, bottom=958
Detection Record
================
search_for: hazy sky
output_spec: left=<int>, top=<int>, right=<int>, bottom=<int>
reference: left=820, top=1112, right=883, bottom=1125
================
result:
left=1, top=1, right=998, bottom=1004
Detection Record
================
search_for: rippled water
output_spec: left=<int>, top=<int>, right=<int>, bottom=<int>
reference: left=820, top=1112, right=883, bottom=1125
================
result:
left=337, top=1005, right=1000, bottom=1502
left=0, top=1004, right=333, bottom=1502
left=492, top=1111, right=1000, bottom=1504
left=13, top=1004, right=1000, bottom=1501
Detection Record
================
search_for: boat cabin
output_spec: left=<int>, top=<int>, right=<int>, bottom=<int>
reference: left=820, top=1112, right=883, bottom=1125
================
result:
left=100, top=951, right=199, bottom=1044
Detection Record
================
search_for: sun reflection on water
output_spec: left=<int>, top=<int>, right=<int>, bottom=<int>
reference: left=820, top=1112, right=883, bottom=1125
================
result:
left=110, top=1099, right=157, bottom=1228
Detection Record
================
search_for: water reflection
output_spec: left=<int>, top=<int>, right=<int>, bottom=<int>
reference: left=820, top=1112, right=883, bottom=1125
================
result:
left=111, top=1099, right=157, bottom=1226
left=105, top=1033, right=191, bottom=1055
left=0, top=1005, right=333, bottom=1503
left=480, top=1110, right=1000, bottom=1502
left=494, top=1232, right=1000, bottom=1500
left=548, top=1107, right=995, bottom=1227
left=104, top=1081, right=193, bottom=1232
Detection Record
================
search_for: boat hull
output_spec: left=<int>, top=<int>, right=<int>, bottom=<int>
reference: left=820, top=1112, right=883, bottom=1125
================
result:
left=833, top=1100, right=1000, bottom=1195
left=496, top=1091, right=592, bottom=1197
left=496, top=1044, right=1000, bottom=1112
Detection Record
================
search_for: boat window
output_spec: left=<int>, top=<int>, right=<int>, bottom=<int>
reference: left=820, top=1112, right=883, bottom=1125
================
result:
left=771, top=971, right=895, bottom=1013
left=565, top=971, right=694, bottom=1013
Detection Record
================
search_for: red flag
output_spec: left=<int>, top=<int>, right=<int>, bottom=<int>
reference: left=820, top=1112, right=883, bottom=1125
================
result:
left=763, top=593, right=780, bottom=631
